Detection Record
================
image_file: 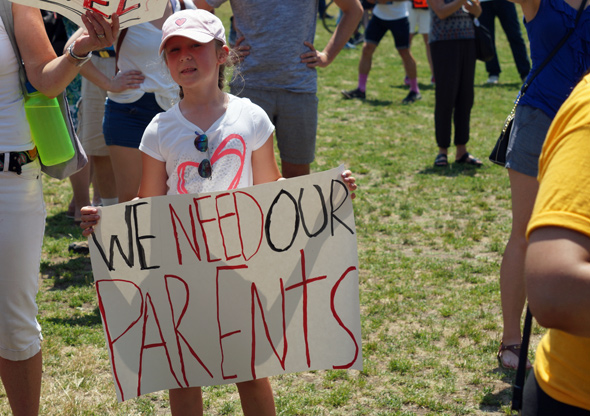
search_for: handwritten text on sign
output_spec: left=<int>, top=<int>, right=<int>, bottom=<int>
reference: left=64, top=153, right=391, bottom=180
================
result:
left=88, top=167, right=362, bottom=402
left=8, top=0, right=167, bottom=29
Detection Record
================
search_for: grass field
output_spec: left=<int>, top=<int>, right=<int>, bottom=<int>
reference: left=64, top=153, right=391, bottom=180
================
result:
left=0, top=3, right=541, bottom=415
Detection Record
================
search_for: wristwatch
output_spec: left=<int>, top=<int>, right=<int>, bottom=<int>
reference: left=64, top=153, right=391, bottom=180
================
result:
left=67, top=43, right=92, bottom=67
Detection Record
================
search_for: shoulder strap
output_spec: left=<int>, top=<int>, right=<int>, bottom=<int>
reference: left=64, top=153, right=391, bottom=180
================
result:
left=0, top=0, right=27, bottom=94
left=521, top=0, right=588, bottom=96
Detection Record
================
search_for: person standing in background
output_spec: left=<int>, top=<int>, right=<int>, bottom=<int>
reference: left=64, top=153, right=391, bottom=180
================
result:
left=479, top=0, right=530, bottom=84
left=199, top=0, right=363, bottom=178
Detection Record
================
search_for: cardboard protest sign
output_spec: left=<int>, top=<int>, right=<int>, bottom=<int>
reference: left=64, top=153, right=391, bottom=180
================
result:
left=9, top=0, right=166, bottom=29
left=88, top=166, right=362, bottom=402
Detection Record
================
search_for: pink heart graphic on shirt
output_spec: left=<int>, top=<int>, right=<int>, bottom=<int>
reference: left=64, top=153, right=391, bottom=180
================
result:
left=175, top=18, right=187, bottom=26
left=176, top=134, right=246, bottom=194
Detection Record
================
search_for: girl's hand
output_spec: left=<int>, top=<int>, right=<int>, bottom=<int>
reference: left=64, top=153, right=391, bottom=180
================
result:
left=341, top=170, right=357, bottom=200
left=80, top=206, right=101, bottom=237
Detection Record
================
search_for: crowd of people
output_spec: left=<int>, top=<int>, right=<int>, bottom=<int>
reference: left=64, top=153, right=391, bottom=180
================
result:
left=1, top=0, right=589, bottom=414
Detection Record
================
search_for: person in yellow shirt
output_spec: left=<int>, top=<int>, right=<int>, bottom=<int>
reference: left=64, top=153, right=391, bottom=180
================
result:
left=523, top=71, right=590, bottom=415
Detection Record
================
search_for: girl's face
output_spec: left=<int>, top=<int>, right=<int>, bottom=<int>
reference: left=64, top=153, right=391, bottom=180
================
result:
left=164, top=36, right=228, bottom=89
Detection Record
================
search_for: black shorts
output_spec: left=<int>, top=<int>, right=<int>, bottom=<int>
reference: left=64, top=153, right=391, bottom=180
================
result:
left=365, top=14, right=410, bottom=49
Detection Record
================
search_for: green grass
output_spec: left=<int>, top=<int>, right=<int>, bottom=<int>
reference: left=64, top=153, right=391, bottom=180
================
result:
left=0, top=3, right=541, bottom=415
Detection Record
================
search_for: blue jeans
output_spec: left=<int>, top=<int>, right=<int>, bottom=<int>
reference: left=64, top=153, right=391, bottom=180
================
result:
left=479, top=0, right=530, bottom=79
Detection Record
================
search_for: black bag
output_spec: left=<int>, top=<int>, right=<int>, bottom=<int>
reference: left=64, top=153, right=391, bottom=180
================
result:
left=489, top=110, right=514, bottom=166
left=473, top=19, right=494, bottom=62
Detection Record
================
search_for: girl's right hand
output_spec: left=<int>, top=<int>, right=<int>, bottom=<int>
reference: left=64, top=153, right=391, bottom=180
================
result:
left=80, top=206, right=101, bottom=237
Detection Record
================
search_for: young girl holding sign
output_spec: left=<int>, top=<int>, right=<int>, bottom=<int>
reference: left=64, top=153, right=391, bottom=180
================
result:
left=81, top=9, right=357, bottom=415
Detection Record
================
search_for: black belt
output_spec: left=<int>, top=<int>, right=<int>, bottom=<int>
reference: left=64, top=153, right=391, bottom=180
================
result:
left=0, top=149, right=38, bottom=175
left=92, top=49, right=116, bottom=58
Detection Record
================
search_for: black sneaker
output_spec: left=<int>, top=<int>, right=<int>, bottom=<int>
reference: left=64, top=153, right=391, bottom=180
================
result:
left=341, top=88, right=366, bottom=100
left=402, top=90, right=422, bottom=105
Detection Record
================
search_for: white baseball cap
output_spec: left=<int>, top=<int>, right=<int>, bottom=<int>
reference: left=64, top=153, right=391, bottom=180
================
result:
left=159, top=9, right=226, bottom=55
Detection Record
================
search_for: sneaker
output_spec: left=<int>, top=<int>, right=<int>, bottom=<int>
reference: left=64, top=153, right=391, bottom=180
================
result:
left=487, top=75, right=499, bottom=84
left=402, top=90, right=421, bottom=105
left=344, top=42, right=356, bottom=49
left=341, top=88, right=366, bottom=100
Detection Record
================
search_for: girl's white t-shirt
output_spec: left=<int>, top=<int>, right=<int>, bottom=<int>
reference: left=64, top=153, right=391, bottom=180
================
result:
left=140, top=94, right=274, bottom=195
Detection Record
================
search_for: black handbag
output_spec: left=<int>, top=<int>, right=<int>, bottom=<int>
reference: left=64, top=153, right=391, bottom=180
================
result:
left=489, top=100, right=518, bottom=166
left=489, top=0, right=588, bottom=166
left=473, top=19, right=494, bottom=62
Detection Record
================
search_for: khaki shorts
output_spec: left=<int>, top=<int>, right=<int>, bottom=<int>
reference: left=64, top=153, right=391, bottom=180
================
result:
left=409, top=8, right=431, bottom=35
left=77, top=55, right=116, bottom=157
left=231, top=87, right=318, bottom=165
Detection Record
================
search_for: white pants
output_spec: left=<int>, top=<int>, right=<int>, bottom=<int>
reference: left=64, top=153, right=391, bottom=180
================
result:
left=0, top=159, right=45, bottom=361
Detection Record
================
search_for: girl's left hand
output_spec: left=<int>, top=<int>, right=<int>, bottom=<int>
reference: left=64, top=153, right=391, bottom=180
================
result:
left=341, top=170, right=357, bottom=200
left=301, top=41, right=329, bottom=68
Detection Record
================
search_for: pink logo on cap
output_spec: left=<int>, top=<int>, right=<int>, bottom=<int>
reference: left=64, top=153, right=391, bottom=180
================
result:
left=175, top=18, right=186, bottom=26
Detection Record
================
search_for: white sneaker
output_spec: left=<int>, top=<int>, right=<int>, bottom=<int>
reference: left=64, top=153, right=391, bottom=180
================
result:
left=487, top=75, right=499, bottom=84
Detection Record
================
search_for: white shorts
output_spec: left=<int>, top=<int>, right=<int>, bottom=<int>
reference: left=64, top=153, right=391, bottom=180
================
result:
left=408, top=8, right=430, bottom=35
left=0, top=159, right=45, bottom=361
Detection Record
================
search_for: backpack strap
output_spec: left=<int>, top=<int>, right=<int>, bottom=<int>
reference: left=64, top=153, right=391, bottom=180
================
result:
left=0, top=0, right=27, bottom=94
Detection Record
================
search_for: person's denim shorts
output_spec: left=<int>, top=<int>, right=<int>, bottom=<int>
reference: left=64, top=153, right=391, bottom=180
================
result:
left=505, top=104, right=553, bottom=178
left=103, top=93, right=164, bottom=149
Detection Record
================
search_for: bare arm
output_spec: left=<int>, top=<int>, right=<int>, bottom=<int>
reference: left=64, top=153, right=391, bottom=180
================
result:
left=252, top=134, right=282, bottom=185
left=14, top=5, right=119, bottom=98
left=301, top=0, right=363, bottom=68
left=64, top=28, right=145, bottom=92
left=525, top=226, right=590, bottom=337
left=138, top=153, right=169, bottom=198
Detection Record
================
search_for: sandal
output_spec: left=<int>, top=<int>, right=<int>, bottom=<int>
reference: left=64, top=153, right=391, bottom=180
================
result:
left=434, top=153, right=448, bottom=167
left=455, top=152, right=483, bottom=167
left=497, top=341, right=533, bottom=370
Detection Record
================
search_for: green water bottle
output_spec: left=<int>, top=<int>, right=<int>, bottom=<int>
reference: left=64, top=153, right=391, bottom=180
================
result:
left=24, top=82, right=74, bottom=166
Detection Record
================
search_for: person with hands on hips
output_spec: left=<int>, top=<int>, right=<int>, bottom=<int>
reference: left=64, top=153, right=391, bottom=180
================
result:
left=0, top=4, right=117, bottom=415
left=428, top=0, right=484, bottom=168
left=79, top=10, right=357, bottom=415
left=196, top=0, right=363, bottom=179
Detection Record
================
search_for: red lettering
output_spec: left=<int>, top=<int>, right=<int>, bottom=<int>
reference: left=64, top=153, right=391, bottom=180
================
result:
left=95, top=279, right=144, bottom=402
left=215, top=193, right=241, bottom=262
left=216, top=265, right=248, bottom=380
left=285, top=249, right=327, bottom=367
left=330, top=266, right=359, bottom=369
left=116, top=0, right=140, bottom=15
left=83, top=0, right=109, bottom=17
left=194, top=196, right=220, bottom=263
left=250, top=280, right=288, bottom=379
left=169, top=204, right=201, bottom=264
left=138, top=293, right=183, bottom=396
left=165, top=275, right=213, bottom=384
